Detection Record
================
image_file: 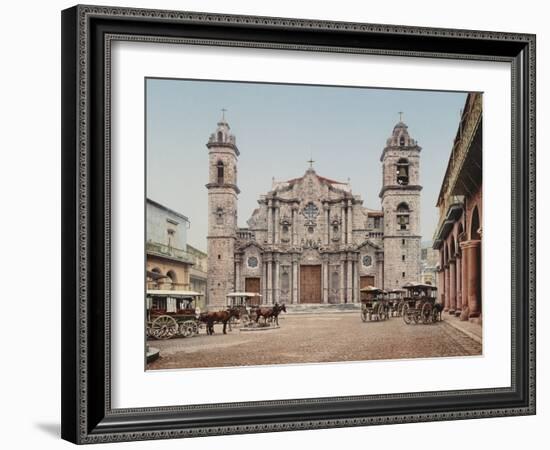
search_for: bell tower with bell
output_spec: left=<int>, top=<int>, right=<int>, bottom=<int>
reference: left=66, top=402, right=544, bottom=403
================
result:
left=379, top=113, right=422, bottom=290
left=205, top=109, right=240, bottom=309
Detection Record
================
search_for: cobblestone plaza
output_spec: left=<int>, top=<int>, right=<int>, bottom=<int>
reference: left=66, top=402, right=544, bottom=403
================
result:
left=148, top=313, right=481, bottom=370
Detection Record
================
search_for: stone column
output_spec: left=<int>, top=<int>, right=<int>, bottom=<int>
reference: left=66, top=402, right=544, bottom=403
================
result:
left=261, top=262, right=267, bottom=304
left=267, top=200, right=273, bottom=244
left=291, top=207, right=296, bottom=246
left=274, top=203, right=280, bottom=244
left=376, top=252, right=384, bottom=289
left=292, top=258, right=299, bottom=304
left=449, top=258, right=456, bottom=314
left=322, top=257, right=329, bottom=304
left=461, top=240, right=482, bottom=320
left=444, top=264, right=450, bottom=312
left=437, top=267, right=445, bottom=306
left=339, top=262, right=345, bottom=304
left=347, top=258, right=353, bottom=304
left=341, top=203, right=346, bottom=244
left=267, top=259, right=273, bottom=305
left=324, top=204, right=330, bottom=245
left=353, top=259, right=359, bottom=303
left=274, top=256, right=280, bottom=304
left=455, top=254, right=462, bottom=316
left=460, top=249, right=469, bottom=320
left=347, top=202, right=353, bottom=244
left=235, top=259, right=241, bottom=291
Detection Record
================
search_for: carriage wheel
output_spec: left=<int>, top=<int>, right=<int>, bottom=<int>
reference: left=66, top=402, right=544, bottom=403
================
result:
left=421, top=304, right=433, bottom=324
left=241, top=313, right=251, bottom=327
left=151, top=315, right=178, bottom=340
left=402, top=305, right=412, bottom=324
left=181, top=320, right=196, bottom=337
left=361, top=309, right=368, bottom=322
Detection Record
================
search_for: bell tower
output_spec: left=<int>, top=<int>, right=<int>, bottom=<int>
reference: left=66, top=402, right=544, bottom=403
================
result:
left=380, top=116, right=422, bottom=290
left=206, top=111, right=240, bottom=308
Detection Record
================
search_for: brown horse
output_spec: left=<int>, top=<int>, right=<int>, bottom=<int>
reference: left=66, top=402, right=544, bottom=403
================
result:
left=199, top=308, right=240, bottom=335
left=255, top=303, right=286, bottom=326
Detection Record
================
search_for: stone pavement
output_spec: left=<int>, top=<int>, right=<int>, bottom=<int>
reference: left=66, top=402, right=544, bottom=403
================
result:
left=442, top=313, right=482, bottom=344
left=148, top=312, right=482, bottom=370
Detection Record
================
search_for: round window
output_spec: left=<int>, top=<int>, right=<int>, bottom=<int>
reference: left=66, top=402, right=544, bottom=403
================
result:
left=247, top=256, right=259, bottom=268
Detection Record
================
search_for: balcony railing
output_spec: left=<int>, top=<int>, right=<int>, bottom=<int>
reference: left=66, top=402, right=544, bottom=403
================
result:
left=237, top=229, right=255, bottom=240
left=146, top=281, right=190, bottom=290
left=146, top=241, right=195, bottom=264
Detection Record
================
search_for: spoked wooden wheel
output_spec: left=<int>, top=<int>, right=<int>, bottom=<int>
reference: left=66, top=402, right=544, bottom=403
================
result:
left=241, top=313, right=252, bottom=327
left=180, top=320, right=197, bottom=337
left=151, top=315, right=178, bottom=340
left=402, top=304, right=412, bottom=324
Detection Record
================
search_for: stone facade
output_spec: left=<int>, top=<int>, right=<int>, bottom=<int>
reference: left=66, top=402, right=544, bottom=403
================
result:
left=146, top=198, right=194, bottom=291
left=433, top=93, right=482, bottom=323
left=380, top=121, right=422, bottom=290
left=206, top=117, right=423, bottom=309
left=187, top=244, right=208, bottom=308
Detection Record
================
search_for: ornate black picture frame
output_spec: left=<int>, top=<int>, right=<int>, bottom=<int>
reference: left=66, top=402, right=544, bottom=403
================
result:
left=61, top=5, right=536, bottom=444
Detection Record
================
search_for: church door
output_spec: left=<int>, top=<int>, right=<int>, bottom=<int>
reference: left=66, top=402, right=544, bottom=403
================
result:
left=245, top=277, right=261, bottom=305
left=360, top=275, right=375, bottom=289
left=300, top=265, right=322, bottom=303
left=360, top=275, right=375, bottom=302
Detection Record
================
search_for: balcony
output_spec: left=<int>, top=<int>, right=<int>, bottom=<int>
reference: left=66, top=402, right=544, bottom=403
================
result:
left=237, top=229, right=255, bottom=241
left=146, top=241, right=195, bottom=265
left=432, top=195, right=464, bottom=249
left=146, top=280, right=190, bottom=290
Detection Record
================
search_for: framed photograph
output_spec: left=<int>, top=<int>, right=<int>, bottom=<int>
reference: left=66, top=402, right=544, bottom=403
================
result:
left=61, top=5, right=536, bottom=444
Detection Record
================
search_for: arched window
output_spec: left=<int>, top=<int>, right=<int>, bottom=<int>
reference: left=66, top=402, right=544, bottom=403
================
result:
left=399, top=135, right=406, bottom=146
left=215, top=207, right=224, bottom=225
left=396, top=202, right=410, bottom=231
left=449, top=237, right=456, bottom=259
left=217, top=160, right=224, bottom=184
left=470, top=206, right=481, bottom=240
left=217, top=131, right=223, bottom=142
left=396, top=158, right=409, bottom=185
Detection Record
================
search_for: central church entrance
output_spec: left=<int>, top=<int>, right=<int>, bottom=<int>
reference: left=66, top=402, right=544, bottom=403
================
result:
left=245, top=277, right=261, bottom=305
left=300, top=265, right=322, bottom=303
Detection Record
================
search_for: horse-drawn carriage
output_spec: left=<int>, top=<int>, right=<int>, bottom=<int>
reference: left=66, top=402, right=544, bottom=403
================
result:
left=401, top=282, right=440, bottom=325
left=146, top=290, right=202, bottom=340
left=226, top=293, right=286, bottom=329
left=360, top=286, right=390, bottom=322
left=387, top=289, right=406, bottom=317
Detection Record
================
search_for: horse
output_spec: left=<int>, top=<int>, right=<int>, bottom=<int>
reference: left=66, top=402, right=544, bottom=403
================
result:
left=255, top=303, right=286, bottom=326
left=433, top=303, right=444, bottom=322
left=199, top=308, right=240, bottom=335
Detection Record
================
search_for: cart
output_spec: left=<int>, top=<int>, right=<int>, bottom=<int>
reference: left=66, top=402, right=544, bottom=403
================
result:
left=387, top=289, right=406, bottom=317
left=401, top=283, right=439, bottom=325
left=226, top=292, right=263, bottom=328
left=360, top=286, right=389, bottom=322
left=146, top=290, right=202, bottom=339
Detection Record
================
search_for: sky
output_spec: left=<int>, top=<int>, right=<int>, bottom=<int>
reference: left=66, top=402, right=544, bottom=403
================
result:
left=146, top=78, right=468, bottom=252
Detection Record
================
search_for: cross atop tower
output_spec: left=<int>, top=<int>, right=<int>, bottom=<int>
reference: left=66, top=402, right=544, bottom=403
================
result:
left=221, top=108, right=227, bottom=121
left=398, top=111, right=404, bottom=122
left=307, top=158, right=315, bottom=169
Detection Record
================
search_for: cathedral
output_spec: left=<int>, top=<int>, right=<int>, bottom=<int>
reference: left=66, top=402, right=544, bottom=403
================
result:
left=205, top=115, right=422, bottom=309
